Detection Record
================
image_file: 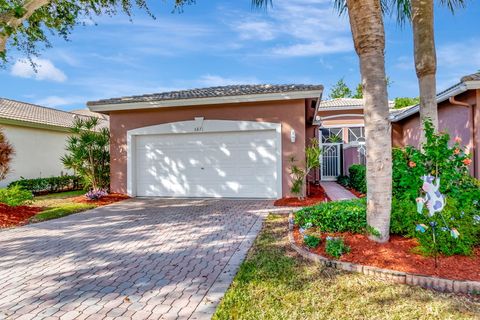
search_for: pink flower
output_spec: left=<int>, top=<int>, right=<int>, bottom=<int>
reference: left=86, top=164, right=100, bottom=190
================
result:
left=454, top=148, right=460, bottom=155
left=463, top=158, right=472, bottom=166
left=408, top=161, right=416, bottom=168
left=454, top=136, right=462, bottom=143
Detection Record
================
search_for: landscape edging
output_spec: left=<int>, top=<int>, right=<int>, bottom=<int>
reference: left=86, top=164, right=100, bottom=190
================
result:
left=288, top=213, right=480, bottom=294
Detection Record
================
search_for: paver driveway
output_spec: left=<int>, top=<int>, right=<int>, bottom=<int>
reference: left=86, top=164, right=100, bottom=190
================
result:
left=0, top=199, right=286, bottom=320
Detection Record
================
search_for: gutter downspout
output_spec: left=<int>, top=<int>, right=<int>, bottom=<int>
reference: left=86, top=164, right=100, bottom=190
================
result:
left=448, top=96, right=476, bottom=178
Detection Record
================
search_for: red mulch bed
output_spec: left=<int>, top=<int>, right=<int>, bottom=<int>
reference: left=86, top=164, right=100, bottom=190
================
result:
left=293, top=226, right=480, bottom=281
left=274, top=184, right=329, bottom=207
left=73, top=193, right=130, bottom=206
left=0, top=193, right=130, bottom=229
left=0, top=204, right=42, bottom=228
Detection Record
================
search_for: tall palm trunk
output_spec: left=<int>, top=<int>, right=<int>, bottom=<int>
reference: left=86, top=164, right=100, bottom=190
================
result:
left=412, top=0, right=438, bottom=137
left=346, top=0, right=392, bottom=242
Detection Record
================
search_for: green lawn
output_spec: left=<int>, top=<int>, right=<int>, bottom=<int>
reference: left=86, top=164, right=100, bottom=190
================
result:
left=214, top=215, right=480, bottom=320
left=31, top=190, right=95, bottom=222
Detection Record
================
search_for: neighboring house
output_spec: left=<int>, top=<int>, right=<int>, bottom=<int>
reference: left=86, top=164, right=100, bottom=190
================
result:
left=312, top=98, right=395, bottom=180
left=88, top=85, right=323, bottom=198
left=0, top=98, right=109, bottom=187
left=391, top=72, right=480, bottom=180
left=88, top=72, right=479, bottom=199
left=71, top=109, right=110, bottom=121
left=313, top=72, right=479, bottom=182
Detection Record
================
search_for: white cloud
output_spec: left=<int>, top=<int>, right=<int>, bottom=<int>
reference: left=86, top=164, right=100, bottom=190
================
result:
left=35, top=96, right=84, bottom=108
left=272, top=38, right=352, bottom=57
left=11, top=58, right=67, bottom=82
left=232, top=20, right=276, bottom=41
left=226, top=0, right=352, bottom=57
left=198, top=74, right=260, bottom=86
left=437, top=39, right=480, bottom=69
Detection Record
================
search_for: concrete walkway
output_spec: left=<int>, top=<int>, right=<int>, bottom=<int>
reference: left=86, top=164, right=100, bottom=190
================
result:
left=0, top=199, right=287, bottom=320
left=321, top=181, right=357, bottom=201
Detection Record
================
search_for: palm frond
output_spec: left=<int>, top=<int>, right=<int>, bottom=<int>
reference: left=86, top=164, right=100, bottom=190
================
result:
left=440, top=0, right=466, bottom=13
left=251, top=0, right=272, bottom=10
left=333, top=0, right=347, bottom=15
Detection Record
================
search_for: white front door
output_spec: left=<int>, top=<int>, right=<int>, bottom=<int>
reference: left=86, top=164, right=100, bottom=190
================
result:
left=134, top=130, right=279, bottom=198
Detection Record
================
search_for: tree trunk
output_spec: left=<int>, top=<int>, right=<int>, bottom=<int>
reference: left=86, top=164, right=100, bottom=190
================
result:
left=412, top=0, right=438, bottom=139
left=346, top=0, right=392, bottom=243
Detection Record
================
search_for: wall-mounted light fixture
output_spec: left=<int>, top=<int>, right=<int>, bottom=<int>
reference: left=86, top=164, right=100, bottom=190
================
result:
left=290, top=129, right=296, bottom=143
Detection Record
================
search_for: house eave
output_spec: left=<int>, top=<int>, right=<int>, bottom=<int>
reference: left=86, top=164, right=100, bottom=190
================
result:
left=391, top=80, right=480, bottom=122
left=0, top=117, right=71, bottom=132
left=88, top=90, right=324, bottom=113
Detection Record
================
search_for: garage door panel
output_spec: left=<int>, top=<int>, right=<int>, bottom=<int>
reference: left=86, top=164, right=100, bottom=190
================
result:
left=134, top=130, right=279, bottom=198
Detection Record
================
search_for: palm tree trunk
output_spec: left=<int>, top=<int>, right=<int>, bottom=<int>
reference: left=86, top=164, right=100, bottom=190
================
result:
left=412, top=0, right=438, bottom=137
left=346, top=0, right=392, bottom=242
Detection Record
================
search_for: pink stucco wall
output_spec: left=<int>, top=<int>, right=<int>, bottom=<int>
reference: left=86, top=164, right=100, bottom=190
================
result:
left=398, top=90, right=479, bottom=178
left=108, top=99, right=308, bottom=197
left=343, top=146, right=361, bottom=175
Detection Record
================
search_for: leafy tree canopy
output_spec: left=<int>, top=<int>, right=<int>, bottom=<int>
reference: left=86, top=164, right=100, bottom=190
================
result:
left=0, top=0, right=194, bottom=60
left=329, top=78, right=352, bottom=99
left=393, top=96, right=419, bottom=109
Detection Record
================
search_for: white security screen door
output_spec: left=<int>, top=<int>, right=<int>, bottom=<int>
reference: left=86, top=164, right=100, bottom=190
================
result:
left=321, top=143, right=342, bottom=181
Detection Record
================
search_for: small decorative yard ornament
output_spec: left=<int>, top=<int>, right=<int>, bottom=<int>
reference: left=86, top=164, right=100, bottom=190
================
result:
left=415, top=175, right=458, bottom=268
left=418, top=175, right=446, bottom=216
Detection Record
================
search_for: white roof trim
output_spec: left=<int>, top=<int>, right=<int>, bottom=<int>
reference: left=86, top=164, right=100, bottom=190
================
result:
left=391, top=80, right=480, bottom=122
left=317, top=106, right=364, bottom=111
left=89, top=90, right=323, bottom=112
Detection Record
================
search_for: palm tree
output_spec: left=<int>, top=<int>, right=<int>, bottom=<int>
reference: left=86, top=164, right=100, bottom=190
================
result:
left=394, top=0, right=466, bottom=135
left=253, top=0, right=393, bottom=242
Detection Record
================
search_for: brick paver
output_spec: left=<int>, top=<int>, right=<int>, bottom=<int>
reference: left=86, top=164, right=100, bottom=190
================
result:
left=0, top=199, right=284, bottom=319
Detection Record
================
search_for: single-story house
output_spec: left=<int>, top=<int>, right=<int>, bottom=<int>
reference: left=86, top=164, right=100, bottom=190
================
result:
left=0, top=98, right=109, bottom=187
left=313, top=72, right=479, bottom=182
left=87, top=72, right=479, bottom=199
left=88, top=85, right=323, bottom=198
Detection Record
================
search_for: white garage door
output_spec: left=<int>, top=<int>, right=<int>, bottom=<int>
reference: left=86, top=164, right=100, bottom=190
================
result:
left=135, top=130, right=279, bottom=198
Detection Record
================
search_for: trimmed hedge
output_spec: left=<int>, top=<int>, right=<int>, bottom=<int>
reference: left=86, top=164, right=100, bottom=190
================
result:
left=348, top=164, right=366, bottom=194
left=295, top=199, right=367, bottom=233
left=8, top=175, right=83, bottom=195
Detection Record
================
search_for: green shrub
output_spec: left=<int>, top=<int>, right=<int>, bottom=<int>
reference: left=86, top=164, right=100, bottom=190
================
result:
left=348, top=164, right=366, bottom=194
left=390, top=197, right=418, bottom=236
left=8, top=175, right=83, bottom=195
left=303, top=235, right=321, bottom=248
left=391, top=196, right=480, bottom=256
left=325, top=237, right=350, bottom=258
left=392, top=120, right=473, bottom=202
left=0, top=185, right=33, bottom=206
left=336, top=175, right=350, bottom=188
left=415, top=198, right=480, bottom=256
left=295, top=199, right=367, bottom=233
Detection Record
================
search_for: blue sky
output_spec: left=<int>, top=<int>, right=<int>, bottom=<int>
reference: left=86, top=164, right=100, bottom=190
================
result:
left=1, top=0, right=479, bottom=111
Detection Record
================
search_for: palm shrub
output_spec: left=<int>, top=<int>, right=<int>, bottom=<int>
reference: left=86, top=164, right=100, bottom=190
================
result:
left=62, top=118, right=110, bottom=191
left=289, top=139, right=321, bottom=199
left=0, top=128, right=14, bottom=181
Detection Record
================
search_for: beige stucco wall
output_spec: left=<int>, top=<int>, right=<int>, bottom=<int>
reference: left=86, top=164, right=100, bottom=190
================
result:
left=0, top=124, right=71, bottom=187
left=108, top=99, right=307, bottom=198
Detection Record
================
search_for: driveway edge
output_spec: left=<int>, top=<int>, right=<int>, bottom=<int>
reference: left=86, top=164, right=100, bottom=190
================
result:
left=189, top=210, right=268, bottom=319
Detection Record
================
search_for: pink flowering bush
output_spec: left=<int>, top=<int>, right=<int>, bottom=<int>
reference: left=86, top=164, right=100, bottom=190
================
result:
left=392, top=120, right=473, bottom=201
